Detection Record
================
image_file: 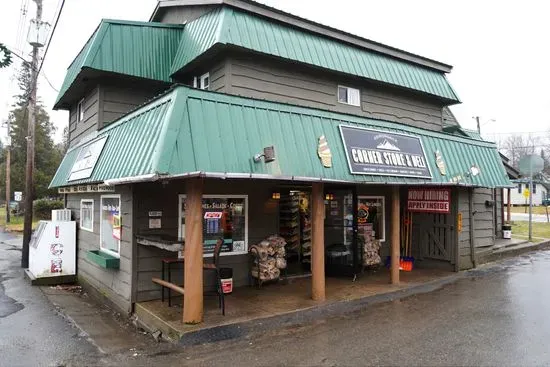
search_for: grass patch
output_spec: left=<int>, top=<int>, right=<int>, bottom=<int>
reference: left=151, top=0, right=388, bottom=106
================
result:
left=0, top=207, right=40, bottom=232
left=511, top=221, right=550, bottom=243
left=510, top=206, right=550, bottom=215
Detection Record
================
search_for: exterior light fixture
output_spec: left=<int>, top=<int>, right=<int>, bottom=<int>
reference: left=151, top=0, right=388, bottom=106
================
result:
left=272, top=192, right=281, bottom=200
left=254, top=146, right=276, bottom=163
left=325, top=193, right=334, bottom=201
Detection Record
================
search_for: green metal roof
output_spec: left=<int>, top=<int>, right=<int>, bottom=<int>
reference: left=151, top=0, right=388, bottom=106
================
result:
left=54, top=20, right=184, bottom=108
left=51, top=86, right=509, bottom=189
left=170, top=7, right=460, bottom=102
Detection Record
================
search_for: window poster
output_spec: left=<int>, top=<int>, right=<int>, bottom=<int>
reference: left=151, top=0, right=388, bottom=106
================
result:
left=357, top=196, right=385, bottom=242
left=179, top=196, right=248, bottom=254
left=101, top=196, right=121, bottom=255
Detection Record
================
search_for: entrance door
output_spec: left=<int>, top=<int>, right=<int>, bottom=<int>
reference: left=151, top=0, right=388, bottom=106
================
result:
left=324, top=188, right=358, bottom=276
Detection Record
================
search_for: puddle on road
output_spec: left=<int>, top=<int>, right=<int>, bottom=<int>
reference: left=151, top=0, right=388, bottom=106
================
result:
left=0, top=274, right=24, bottom=318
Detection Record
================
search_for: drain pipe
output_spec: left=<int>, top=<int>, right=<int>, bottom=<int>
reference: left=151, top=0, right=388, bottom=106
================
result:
left=469, top=187, right=477, bottom=268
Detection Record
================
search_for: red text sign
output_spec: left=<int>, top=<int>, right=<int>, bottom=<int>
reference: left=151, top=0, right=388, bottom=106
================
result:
left=407, top=188, right=451, bottom=214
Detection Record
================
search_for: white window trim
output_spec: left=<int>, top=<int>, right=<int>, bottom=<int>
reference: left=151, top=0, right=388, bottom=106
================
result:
left=337, top=85, right=361, bottom=107
left=100, top=194, right=121, bottom=258
left=80, top=199, right=94, bottom=232
left=193, top=76, right=198, bottom=88
left=77, top=98, right=85, bottom=122
left=199, top=72, right=210, bottom=90
left=178, top=194, right=249, bottom=257
left=358, top=195, right=386, bottom=242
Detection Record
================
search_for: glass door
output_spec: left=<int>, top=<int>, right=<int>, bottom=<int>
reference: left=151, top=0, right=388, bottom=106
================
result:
left=324, top=188, right=358, bottom=276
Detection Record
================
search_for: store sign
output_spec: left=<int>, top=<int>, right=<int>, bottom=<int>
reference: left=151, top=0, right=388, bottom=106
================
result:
left=68, top=136, right=107, bottom=181
left=407, top=188, right=451, bottom=214
left=339, top=125, right=431, bottom=178
left=58, top=184, right=115, bottom=194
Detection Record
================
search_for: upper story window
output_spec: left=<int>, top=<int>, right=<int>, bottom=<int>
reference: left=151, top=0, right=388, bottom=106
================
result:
left=338, top=86, right=360, bottom=106
left=193, top=73, right=210, bottom=90
left=77, top=98, right=85, bottom=122
left=517, top=183, right=522, bottom=193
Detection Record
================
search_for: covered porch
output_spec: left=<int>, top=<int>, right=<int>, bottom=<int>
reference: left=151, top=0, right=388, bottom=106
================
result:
left=135, top=266, right=453, bottom=340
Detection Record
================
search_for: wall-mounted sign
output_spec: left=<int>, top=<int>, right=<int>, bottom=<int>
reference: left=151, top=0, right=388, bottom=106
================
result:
left=149, top=218, right=162, bottom=229
left=407, top=188, right=451, bottom=214
left=68, top=136, right=108, bottom=181
left=148, top=211, right=162, bottom=217
left=339, top=125, right=432, bottom=178
left=58, top=184, right=115, bottom=194
left=14, top=191, right=22, bottom=202
left=457, top=212, right=463, bottom=232
left=317, top=135, right=332, bottom=168
left=435, top=150, right=446, bottom=176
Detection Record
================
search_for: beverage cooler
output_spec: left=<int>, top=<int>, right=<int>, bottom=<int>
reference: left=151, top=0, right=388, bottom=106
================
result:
left=26, top=216, right=76, bottom=285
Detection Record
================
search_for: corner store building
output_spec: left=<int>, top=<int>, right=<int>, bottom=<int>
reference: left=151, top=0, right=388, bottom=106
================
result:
left=49, top=0, right=512, bottom=324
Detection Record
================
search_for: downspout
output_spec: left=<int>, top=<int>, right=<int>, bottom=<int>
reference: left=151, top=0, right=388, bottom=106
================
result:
left=469, top=187, right=476, bottom=268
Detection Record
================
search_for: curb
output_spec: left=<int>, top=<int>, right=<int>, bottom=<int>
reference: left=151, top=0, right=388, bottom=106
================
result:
left=477, top=239, right=550, bottom=264
left=177, top=272, right=465, bottom=346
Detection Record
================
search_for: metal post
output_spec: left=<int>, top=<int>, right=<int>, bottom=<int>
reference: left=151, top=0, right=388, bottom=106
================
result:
left=22, top=0, right=42, bottom=268
left=529, top=176, right=533, bottom=242
left=5, top=120, right=10, bottom=224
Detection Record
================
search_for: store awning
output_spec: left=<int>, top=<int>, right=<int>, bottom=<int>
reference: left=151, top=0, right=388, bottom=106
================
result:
left=50, top=85, right=512, bottom=189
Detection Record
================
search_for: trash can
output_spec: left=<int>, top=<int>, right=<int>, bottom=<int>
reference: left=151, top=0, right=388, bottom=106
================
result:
left=502, top=224, right=512, bottom=239
left=219, top=267, right=233, bottom=294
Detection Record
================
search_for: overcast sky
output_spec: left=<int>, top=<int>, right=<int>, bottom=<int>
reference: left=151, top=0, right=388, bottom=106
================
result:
left=1, top=0, right=549, bottom=144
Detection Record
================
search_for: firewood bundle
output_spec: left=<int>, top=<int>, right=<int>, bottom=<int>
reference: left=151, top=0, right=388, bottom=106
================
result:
left=363, top=239, right=381, bottom=266
left=250, top=235, right=287, bottom=281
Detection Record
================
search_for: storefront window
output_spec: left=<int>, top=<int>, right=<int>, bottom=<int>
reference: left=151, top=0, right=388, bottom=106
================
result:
left=357, top=196, right=385, bottom=242
left=100, top=195, right=121, bottom=257
left=178, top=195, right=248, bottom=255
left=80, top=199, right=94, bottom=232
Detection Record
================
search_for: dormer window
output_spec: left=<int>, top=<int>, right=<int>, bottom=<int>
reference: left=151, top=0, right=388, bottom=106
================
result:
left=337, top=86, right=360, bottom=106
left=77, top=98, right=85, bottom=122
left=193, top=72, right=210, bottom=90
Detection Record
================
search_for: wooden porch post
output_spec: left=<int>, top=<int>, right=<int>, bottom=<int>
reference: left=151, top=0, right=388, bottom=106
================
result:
left=391, top=186, right=400, bottom=285
left=311, top=182, right=325, bottom=301
left=183, top=178, right=204, bottom=324
left=507, top=188, right=511, bottom=223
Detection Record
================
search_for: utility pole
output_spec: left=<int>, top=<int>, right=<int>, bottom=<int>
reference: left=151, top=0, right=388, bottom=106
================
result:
left=22, top=0, right=43, bottom=269
left=5, top=119, right=10, bottom=224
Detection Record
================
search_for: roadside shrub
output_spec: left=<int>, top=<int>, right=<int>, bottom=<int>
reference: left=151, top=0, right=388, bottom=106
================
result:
left=33, top=199, right=64, bottom=219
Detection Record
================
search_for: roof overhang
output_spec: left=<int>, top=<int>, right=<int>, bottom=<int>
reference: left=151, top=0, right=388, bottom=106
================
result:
left=151, top=0, right=452, bottom=73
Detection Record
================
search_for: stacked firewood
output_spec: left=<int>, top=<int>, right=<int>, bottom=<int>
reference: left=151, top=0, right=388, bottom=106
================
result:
left=250, top=235, right=287, bottom=281
left=363, top=239, right=381, bottom=266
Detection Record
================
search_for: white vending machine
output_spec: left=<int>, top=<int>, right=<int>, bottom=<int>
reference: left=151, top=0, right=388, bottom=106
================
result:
left=27, top=219, right=77, bottom=285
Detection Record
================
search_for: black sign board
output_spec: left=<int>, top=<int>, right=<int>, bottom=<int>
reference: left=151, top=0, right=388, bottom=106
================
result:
left=339, top=125, right=432, bottom=178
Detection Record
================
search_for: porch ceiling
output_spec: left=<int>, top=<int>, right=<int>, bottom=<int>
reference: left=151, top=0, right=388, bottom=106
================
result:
left=50, top=85, right=511, bottom=189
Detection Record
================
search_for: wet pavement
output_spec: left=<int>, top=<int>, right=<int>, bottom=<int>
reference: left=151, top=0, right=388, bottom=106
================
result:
left=0, top=231, right=100, bottom=366
left=122, top=251, right=550, bottom=366
left=3, top=228, right=550, bottom=366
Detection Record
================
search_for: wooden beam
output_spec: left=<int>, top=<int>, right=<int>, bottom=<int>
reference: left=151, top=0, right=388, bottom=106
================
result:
left=391, top=186, right=400, bottom=285
left=183, top=178, right=204, bottom=324
left=311, top=182, right=325, bottom=301
left=507, top=188, right=511, bottom=224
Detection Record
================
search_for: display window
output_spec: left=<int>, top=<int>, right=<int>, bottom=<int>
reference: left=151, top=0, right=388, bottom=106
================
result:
left=80, top=199, right=94, bottom=232
left=357, top=196, right=385, bottom=242
left=100, top=195, right=121, bottom=257
left=178, top=195, right=248, bottom=256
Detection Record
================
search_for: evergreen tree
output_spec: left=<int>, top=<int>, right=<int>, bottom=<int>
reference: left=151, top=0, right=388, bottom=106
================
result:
left=0, top=61, right=62, bottom=200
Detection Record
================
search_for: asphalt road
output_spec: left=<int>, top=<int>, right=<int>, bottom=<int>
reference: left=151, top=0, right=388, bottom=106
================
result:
left=0, top=231, right=100, bottom=367
left=123, top=251, right=550, bottom=366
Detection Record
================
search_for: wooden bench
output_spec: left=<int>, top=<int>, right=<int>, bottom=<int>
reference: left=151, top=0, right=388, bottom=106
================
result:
left=152, top=278, right=184, bottom=306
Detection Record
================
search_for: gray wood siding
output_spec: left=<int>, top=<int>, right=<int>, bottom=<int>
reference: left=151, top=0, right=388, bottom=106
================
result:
left=99, top=85, right=159, bottom=128
left=457, top=189, right=473, bottom=270
left=158, top=5, right=216, bottom=24
left=68, top=86, right=100, bottom=147
left=65, top=185, right=134, bottom=314
left=227, top=56, right=444, bottom=131
left=134, top=179, right=277, bottom=303
left=495, top=189, right=503, bottom=238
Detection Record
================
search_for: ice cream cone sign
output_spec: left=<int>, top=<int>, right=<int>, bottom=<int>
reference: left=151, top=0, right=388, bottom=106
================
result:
left=318, top=135, right=332, bottom=168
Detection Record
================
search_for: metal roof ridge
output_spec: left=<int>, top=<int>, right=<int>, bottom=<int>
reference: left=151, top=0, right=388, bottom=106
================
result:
left=151, top=0, right=453, bottom=72
left=101, top=18, right=186, bottom=28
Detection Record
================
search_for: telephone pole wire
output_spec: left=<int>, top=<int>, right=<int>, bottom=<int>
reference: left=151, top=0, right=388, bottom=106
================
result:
left=22, top=0, right=43, bottom=268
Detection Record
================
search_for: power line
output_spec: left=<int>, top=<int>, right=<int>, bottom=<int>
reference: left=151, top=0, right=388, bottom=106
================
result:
left=37, top=0, right=65, bottom=74
left=40, top=71, right=59, bottom=92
